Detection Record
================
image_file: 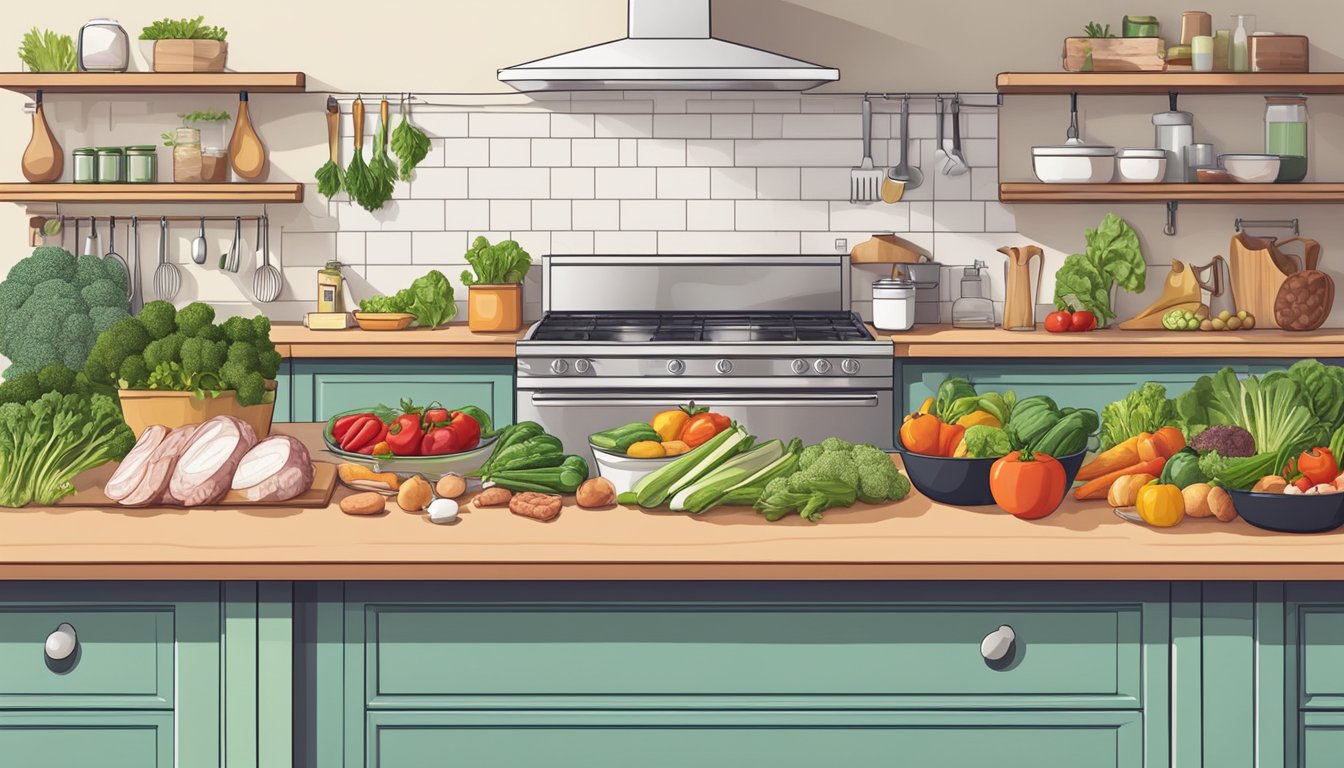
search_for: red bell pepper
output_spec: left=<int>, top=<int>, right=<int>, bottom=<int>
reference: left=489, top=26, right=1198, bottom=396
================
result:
left=419, top=412, right=481, bottom=455
left=679, top=412, right=731, bottom=448
left=386, top=413, right=424, bottom=456
left=339, top=416, right=384, bottom=453
left=332, top=412, right=374, bottom=442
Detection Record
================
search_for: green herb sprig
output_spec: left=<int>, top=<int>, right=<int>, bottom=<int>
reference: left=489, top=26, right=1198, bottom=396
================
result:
left=140, top=17, right=228, bottom=41
left=18, top=28, right=76, bottom=72
left=1083, top=22, right=1116, bottom=38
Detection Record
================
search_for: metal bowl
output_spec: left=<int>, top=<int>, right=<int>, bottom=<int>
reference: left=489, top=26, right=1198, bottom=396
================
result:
left=1229, top=489, right=1344, bottom=534
left=896, top=440, right=1088, bottom=506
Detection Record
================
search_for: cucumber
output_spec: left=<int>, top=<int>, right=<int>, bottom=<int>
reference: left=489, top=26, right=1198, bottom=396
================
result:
left=589, top=422, right=660, bottom=451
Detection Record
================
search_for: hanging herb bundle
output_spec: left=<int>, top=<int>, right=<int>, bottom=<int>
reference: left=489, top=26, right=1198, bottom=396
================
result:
left=315, top=96, right=344, bottom=200
left=343, top=97, right=376, bottom=211
left=390, top=97, right=431, bottom=181
left=363, top=98, right=397, bottom=210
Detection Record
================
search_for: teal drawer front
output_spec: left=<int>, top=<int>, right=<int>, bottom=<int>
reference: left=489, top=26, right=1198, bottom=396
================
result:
left=349, top=583, right=1163, bottom=711
left=290, top=360, right=514, bottom=426
left=1289, top=586, right=1344, bottom=708
left=367, top=711, right=1143, bottom=768
left=0, top=607, right=171, bottom=708
left=273, top=359, right=292, bottom=422
left=1303, top=712, right=1344, bottom=767
left=0, top=711, right=171, bottom=767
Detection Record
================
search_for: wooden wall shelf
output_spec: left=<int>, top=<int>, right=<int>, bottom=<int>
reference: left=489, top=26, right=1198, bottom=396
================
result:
left=997, top=72, right=1344, bottom=95
left=0, top=183, right=304, bottom=204
left=0, top=72, right=306, bottom=95
left=999, top=183, right=1344, bottom=203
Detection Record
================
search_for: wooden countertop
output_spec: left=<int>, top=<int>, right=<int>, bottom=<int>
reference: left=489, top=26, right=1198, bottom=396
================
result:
left=870, top=324, right=1344, bottom=359
left=3, top=424, right=1344, bottom=581
left=269, top=322, right=526, bottom=359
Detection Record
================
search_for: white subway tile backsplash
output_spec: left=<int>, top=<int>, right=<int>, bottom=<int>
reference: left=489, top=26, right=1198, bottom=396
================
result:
left=440, top=138, right=490, bottom=167
left=469, top=112, right=550, bottom=137
left=637, top=139, right=686, bottom=167
left=412, top=232, right=468, bottom=264
left=366, top=232, right=412, bottom=265
left=962, top=138, right=998, bottom=168
left=710, top=167, right=756, bottom=199
left=550, top=168, right=595, bottom=199
left=551, top=113, right=595, bottom=138
left=595, top=231, right=658, bottom=254
left=282, top=232, right=338, bottom=267
left=572, top=99, right=653, bottom=114
left=735, top=200, right=829, bottom=231
left=755, top=167, right=801, bottom=200
left=711, top=113, right=753, bottom=139
left=970, top=167, right=999, bottom=201
left=737, top=139, right=880, bottom=167
left=619, top=138, right=637, bottom=167
left=621, top=200, right=686, bottom=231
left=468, top=168, right=550, bottom=199
left=409, top=112, right=469, bottom=139
left=967, top=113, right=998, bottom=139
left=985, top=202, right=1017, bottom=233
left=654, top=114, right=711, bottom=138
left=595, top=168, right=657, bottom=199
left=531, top=139, right=571, bottom=167
left=410, top=168, right=468, bottom=199
left=551, top=230, right=595, bottom=254
left=531, top=200, right=572, bottom=231
left=753, top=114, right=783, bottom=139
left=595, top=114, right=654, bottom=138
left=489, top=138, right=531, bottom=167
left=444, top=200, right=491, bottom=230
left=688, top=99, right=755, bottom=113
left=783, top=114, right=887, bottom=140
left=752, top=98, right=801, bottom=114
left=687, top=200, right=735, bottom=231
left=686, top=139, right=734, bottom=167
left=658, top=230, right=800, bottom=254
left=829, top=202, right=911, bottom=232
left=932, top=202, right=986, bottom=232
left=573, top=200, right=621, bottom=230
left=571, top=139, right=619, bottom=167
left=656, top=167, right=710, bottom=199
left=338, top=200, right=445, bottom=231
left=510, top=231, right=552, bottom=259
left=799, top=168, right=851, bottom=201
left=910, top=202, right=935, bottom=232
left=490, top=200, right=532, bottom=230
left=932, top=166, right=971, bottom=200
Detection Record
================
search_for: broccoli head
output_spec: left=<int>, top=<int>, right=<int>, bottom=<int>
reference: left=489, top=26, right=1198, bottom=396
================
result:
left=234, top=371, right=270, bottom=407
left=36, top=364, right=79, bottom=396
left=136, top=301, right=177, bottom=340
left=0, top=371, right=40, bottom=406
left=0, top=246, right=131, bottom=377
left=175, top=302, right=216, bottom=337
left=84, top=317, right=152, bottom=387
left=221, top=315, right=258, bottom=343
left=787, top=450, right=859, bottom=493
left=251, top=315, right=271, bottom=340
left=798, top=443, right=825, bottom=472
left=855, top=458, right=911, bottom=504
left=179, top=336, right=227, bottom=379
left=142, top=333, right=185, bottom=370
left=257, top=349, right=283, bottom=379
left=118, top=355, right=151, bottom=388
left=821, top=436, right=854, bottom=453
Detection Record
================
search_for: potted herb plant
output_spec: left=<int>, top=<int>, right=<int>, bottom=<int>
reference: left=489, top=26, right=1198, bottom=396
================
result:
left=17, top=28, right=76, bottom=72
left=140, top=16, right=227, bottom=72
left=461, top=237, right=531, bottom=333
left=161, top=110, right=230, bottom=182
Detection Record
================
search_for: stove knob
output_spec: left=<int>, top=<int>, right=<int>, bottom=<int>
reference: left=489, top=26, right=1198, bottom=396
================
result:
left=667, top=359, right=686, bottom=376
left=841, top=358, right=861, bottom=375
left=574, top=358, right=592, bottom=374
left=790, top=359, right=808, bottom=375
left=715, top=359, right=734, bottom=375
left=814, top=359, right=833, bottom=374
left=550, top=359, right=569, bottom=375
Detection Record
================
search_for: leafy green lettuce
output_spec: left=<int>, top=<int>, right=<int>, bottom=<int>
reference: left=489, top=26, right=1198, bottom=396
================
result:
left=1175, top=367, right=1324, bottom=456
left=357, top=269, right=456, bottom=327
left=1287, top=359, right=1344, bottom=435
left=1098, top=381, right=1180, bottom=450
left=934, top=377, right=976, bottom=421
left=1053, top=213, right=1146, bottom=326
left=461, top=237, right=532, bottom=286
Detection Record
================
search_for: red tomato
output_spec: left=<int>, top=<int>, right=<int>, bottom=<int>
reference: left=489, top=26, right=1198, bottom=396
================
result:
left=1298, top=447, right=1339, bottom=486
left=385, top=413, right=424, bottom=456
left=1044, top=311, right=1073, bottom=333
left=419, top=412, right=482, bottom=455
left=423, top=406, right=450, bottom=426
left=1069, top=310, right=1097, bottom=332
left=679, top=412, right=731, bottom=448
left=989, top=451, right=1067, bottom=519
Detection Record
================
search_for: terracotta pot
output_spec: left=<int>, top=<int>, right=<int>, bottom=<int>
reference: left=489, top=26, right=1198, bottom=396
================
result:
left=152, top=39, right=228, bottom=72
left=467, top=284, right=523, bottom=332
left=117, top=380, right=276, bottom=438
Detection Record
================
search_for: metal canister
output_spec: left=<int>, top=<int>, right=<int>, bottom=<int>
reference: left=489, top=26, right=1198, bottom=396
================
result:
left=125, top=146, right=157, bottom=183
left=94, top=147, right=124, bottom=183
left=72, top=148, right=97, bottom=183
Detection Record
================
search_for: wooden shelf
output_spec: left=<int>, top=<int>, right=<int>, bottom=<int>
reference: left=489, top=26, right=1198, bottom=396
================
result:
left=869, top=324, right=1344, bottom=359
left=0, top=183, right=304, bottom=204
left=997, top=71, right=1344, bottom=95
left=0, top=72, right=306, bottom=95
left=999, top=182, right=1344, bottom=203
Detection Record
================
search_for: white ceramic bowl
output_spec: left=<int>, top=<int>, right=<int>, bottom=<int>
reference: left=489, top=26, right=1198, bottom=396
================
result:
left=1219, top=154, right=1281, bottom=183
left=1113, top=148, right=1167, bottom=183
left=589, top=444, right=680, bottom=494
left=1031, top=145, right=1117, bottom=183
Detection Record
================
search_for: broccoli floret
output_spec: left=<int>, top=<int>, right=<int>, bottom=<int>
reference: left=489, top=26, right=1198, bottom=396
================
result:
left=251, top=314, right=271, bottom=340
left=73, top=254, right=112, bottom=289
left=118, top=355, right=150, bottom=388
left=855, top=459, right=912, bottom=504
left=787, top=451, right=859, bottom=493
left=798, top=444, right=825, bottom=471
left=763, top=475, right=791, bottom=498
left=821, top=436, right=854, bottom=453
left=257, top=349, right=283, bottom=379
left=84, top=317, right=152, bottom=387
left=0, top=371, right=40, bottom=406
left=194, top=324, right=224, bottom=342
left=175, top=302, right=216, bottom=337
left=142, top=333, right=185, bottom=370
left=234, top=371, right=269, bottom=407
left=36, top=364, right=78, bottom=396
left=4, top=246, right=75, bottom=286
left=80, top=279, right=128, bottom=309
left=136, top=301, right=177, bottom=340
left=179, top=337, right=227, bottom=378
left=221, top=315, right=258, bottom=344
left=89, top=306, right=131, bottom=334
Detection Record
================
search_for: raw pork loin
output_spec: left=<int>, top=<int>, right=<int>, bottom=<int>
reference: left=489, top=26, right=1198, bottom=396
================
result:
left=230, top=435, right=313, bottom=502
left=103, top=425, right=169, bottom=502
left=169, top=416, right=257, bottom=506
left=119, top=424, right=199, bottom=507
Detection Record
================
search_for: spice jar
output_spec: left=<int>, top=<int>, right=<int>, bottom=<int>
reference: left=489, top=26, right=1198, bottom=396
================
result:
left=171, top=126, right=202, bottom=183
left=125, top=145, right=156, bottom=183
left=872, top=277, right=916, bottom=332
left=317, top=261, right=345, bottom=313
left=95, top=147, right=124, bottom=183
left=72, top=148, right=97, bottom=183
left=201, top=146, right=228, bottom=182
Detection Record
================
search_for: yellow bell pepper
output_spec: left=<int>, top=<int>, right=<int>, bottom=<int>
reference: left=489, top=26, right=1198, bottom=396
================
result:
left=651, top=410, right=691, bottom=442
left=1136, top=483, right=1184, bottom=528
left=919, top=397, right=935, bottom=415
left=626, top=440, right=668, bottom=459
left=955, top=410, right=1002, bottom=430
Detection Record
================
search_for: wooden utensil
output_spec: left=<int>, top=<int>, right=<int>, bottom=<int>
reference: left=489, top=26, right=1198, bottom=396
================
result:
left=228, top=90, right=267, bottom=180
left=22, top=90, right=61, bottom=183
left=1119, top=259, right=1203, bottom=330
left=850, top=234, right=926, bottom=267
left=315, top=96, right=344, bottom=199
left=1229, top=230, right=1317, bottom=328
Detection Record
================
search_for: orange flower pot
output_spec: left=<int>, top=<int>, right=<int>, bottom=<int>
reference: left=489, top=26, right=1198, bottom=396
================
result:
left=467, top=284, right=523, bottom=332
left=117, top=380, right=276, bottom=438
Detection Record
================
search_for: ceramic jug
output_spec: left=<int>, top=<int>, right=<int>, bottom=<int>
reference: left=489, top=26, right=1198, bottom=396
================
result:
left=999, top=245, right=1044, bottom=331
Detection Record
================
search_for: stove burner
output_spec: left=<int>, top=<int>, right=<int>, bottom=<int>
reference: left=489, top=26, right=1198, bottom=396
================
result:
left=529, top=312, right=872, bottom=343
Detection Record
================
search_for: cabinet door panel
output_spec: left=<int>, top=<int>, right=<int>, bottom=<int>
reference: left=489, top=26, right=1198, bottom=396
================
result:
left=290, top=360, right=513, bottom=425
left=0, top=711, right=171, bottom=767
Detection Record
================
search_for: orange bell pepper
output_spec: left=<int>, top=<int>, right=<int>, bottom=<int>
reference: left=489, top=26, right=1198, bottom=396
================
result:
left=937, top=422, right=966, bottom=458
left=899, top=413, right=942, bottom=455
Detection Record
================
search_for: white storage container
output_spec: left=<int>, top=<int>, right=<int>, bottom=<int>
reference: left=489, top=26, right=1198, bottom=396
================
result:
left=1114, top=148, right=1168, bottom=183
left=77, top=19, right=130, bottom=72
left=872, top=277, right=917, bottom=332
left=1031, top=145, right=1117, bottom=183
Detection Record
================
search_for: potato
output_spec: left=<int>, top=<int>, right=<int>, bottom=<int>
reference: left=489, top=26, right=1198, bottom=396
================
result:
left=1182, top=483, right=1213, bottom=517
left=1208, top=486, right=1238, bottom=522
left=575, top=478, right=617, bottom=508
left=1107, top=473, right=1156, bottom=508
left=340, top=492, right=386, bottom=516
left=1251, top=475, right=1288, bottom=494
left=435, top=473, right=467, bottom=499
left=397, top=475, right=433, bottom=513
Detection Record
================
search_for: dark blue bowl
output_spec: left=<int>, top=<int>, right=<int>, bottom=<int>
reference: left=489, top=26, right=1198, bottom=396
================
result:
left=896, top=441, right=1087, bottom=506
left=1229, top=490, right=1344, bottom=534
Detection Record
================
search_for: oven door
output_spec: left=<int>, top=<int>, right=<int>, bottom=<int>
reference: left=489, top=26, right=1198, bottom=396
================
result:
left=517, top=389, right=895, bottom=461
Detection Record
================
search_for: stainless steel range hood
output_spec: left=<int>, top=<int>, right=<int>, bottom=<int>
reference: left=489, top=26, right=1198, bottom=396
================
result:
left=498, top=0, right=839, bottom=92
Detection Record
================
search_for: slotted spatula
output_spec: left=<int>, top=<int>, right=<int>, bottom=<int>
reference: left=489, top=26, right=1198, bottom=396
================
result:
left=849, top=96, right=882, bottom=204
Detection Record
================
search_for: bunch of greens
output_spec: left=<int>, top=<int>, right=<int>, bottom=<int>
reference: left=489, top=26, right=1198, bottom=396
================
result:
left=0, top=391, right=135, bottom=507
left=161, top=110, right=230, bottom=147
left=390, top=106, right=431, bottom=181
left=0, top=246, right=131, bottom=378
left=1053, top=213, right=1146, bottom=327
left=140, top=17, right=228, bottom=41
left=754, top=436, right=911, bottom=522
left=675, top=439, right=801, bottom=514
left=1098, top=381, right=1181, bottom=450
left=461, top=237, right=532, bottom=286
left=1083, top=22, right=1116, bottom=38
left=933, top=376, right=976, bottom=420
left=83, top=301, right=282, bottom=407
left=357, top=270, right=456, bottom=327
left=18, top=28, right=75, bottom=72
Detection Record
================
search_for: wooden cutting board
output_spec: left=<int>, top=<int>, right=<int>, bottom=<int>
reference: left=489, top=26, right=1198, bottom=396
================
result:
left=55, top=462, right=336, bottom=508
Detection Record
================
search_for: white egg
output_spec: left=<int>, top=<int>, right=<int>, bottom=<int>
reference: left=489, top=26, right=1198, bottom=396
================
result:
left=428, top=498, right=459, bottom=524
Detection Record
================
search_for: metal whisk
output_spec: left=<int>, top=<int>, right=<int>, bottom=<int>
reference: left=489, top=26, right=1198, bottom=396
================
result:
left=152, top=216, right=181, bottom=301
left=252, top=215, right=281, bottom=302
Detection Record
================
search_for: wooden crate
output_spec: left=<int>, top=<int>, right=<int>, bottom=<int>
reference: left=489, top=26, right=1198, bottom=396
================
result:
left=1063, top=37, right=1166, bottom=72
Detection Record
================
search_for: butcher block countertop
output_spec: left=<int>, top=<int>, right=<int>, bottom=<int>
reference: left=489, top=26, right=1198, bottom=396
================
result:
left=269, top=322, right=527, bottom=359
left=1, top=424, right=1343, bottom=581
left=870, top=324, right=1344, bottom=358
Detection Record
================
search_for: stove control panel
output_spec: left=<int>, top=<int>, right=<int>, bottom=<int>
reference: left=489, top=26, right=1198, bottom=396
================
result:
left=715, top=359, right=734, bottom=375
left=550, top=359, right=569, bottom=375
left=790, top=359, right=808, bottom=375
left=517, top=354, right=893, bottom=379
left=841, top=358, right=861, bottom=375
left=813, top=359, right=832, bottom=374
left=667, top=359, right=686, bottom=375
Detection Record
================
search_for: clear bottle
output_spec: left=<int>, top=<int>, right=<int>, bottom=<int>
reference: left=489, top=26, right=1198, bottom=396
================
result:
left=1230, top=14, right=1256, bottom=72
left=171, top=126, right=202, bottom=183
left=952, top=260, right=996, bottom=329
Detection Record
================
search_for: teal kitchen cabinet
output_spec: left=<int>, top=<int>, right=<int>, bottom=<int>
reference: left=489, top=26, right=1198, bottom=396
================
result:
left=288, top=360, right=514, bottom=426
left=0, top=711, right=173, bottom=768
left=273, top=358, right=292, bottom=423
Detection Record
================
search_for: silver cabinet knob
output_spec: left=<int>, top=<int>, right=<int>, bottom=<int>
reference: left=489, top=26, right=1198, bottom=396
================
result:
left=813, top=359, right=832, bottom=374
left=841, top=358, right=860, bottom=375
left=573, top=358, right=592, bottom=374
left=790, top=359, right=808, bottom=375
left=45, top=623, right=77, bottom=661
left=715, top=359, right=733, bottom=375
left=549, top=359, right=569, bottom=375
left=980, top=625, right=1015, bottom=662
left=667, top=359, right=686, bottom=375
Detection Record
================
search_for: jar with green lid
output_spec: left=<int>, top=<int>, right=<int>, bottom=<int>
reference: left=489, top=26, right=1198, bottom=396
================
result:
left=72, top=148, right=97, bottom=183
left=1123, top=15, right=1160, bottom=37
left=125, top=145, right=157, bottom=183
left=95, top=147, right=124, bottom=183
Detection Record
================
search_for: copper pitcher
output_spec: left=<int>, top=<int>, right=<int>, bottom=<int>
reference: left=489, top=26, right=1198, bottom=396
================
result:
left=999, top=245, right=1044, bottom=331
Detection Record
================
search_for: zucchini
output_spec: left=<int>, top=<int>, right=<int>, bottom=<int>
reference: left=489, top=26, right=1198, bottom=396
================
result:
left=589, top=422, right=660, bottom=451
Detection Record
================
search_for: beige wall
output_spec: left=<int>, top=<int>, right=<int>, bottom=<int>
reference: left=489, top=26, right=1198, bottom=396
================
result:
left=3, top=0, right=1344, bottom=327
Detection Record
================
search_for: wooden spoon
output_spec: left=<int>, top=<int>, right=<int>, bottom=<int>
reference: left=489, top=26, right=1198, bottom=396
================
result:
left=22, top=90, right=62, bottom=183
left=228, top=90, right=267, bottom=180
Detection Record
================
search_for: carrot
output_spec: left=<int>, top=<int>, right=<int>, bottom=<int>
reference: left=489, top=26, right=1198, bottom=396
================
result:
left=1154, top=426, right=1186, bottom=456
left=1076, top=434, right=1144, bottom=482
left=1074, top=456, right=1167, bottom=501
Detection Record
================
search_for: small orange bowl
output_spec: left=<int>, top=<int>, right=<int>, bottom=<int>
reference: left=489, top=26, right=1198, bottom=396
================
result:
left=353, top=312, right=415, bottom=331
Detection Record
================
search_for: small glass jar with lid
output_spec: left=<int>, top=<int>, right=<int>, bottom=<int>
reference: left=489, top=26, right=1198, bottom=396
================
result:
left=1266, top=96, right=1308, bottom=182
left=95, top=147, right=124, bottom=183
left=201, top=146, right=228, bottom=182
left=125, top=146, right=157, bottom=183
left=172, top=126, right=202, bottom=183
left=72, top=148, right=97, bottom=183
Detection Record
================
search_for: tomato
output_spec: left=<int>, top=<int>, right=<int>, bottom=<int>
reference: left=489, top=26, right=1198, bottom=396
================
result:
left=1044, top=310, right=1072, bottom=333
left=989, top=451, right=1067, bottom=519
left=423, top=406, right=450, bottom=426
left=386, top=413, right=424, bottom=456
left=679, top=412, right=731, bottom=448
left=420, top=412, right=481, bottom=455
left=1298, top=447, right=1339, bottom=486
left=1069, top=310, right=1097, bottom=332
left=899, top=412, right=942, bottom=455
left=1294, top=475, right=1315, bottom=493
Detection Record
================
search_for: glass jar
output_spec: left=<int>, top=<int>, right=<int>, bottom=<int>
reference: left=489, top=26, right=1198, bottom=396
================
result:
left=201, top=146, right=228, bottom=182
left=1265, top=96, right=1308, bottom=157
left=95, top=147, right=124, bottom=183
left=171, top=126, right=202, bottom=183
left=1123, top=15, right=1159, bottom=38
left=125, top=145, right=156, bottom=183
left=72, top=148, right=97, bottom=183
left=871, top=277, right=916, bottom=332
